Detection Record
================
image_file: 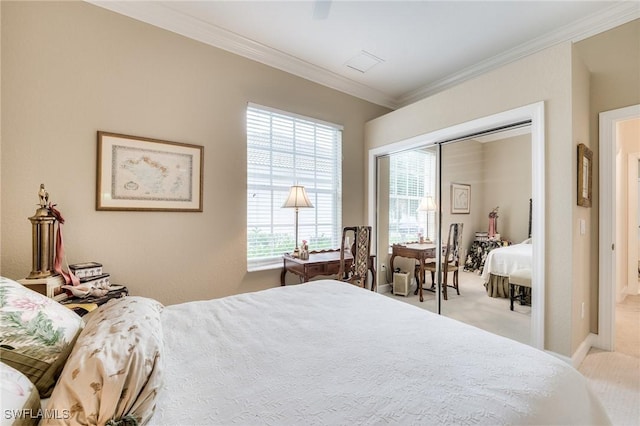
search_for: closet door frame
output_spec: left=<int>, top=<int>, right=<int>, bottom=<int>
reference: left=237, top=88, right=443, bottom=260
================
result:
left=368, top=102, right=545, bottom=350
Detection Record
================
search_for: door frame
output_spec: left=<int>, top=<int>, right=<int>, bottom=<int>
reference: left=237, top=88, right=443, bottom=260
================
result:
left=367, top=101, right=545, bottom=350
left=627, top=152, right=640, bottom=295
left=597, top=104, right=640, bottom=351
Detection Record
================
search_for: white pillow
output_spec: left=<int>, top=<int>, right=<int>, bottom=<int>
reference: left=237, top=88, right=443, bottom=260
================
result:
left=0, top=361, right=41, bottom=426
left=521, top=238, right=532, bottom=244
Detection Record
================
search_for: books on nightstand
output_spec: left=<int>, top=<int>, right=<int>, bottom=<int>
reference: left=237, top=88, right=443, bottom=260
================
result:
left=475, top=232, right=489, bottom=242
left=69, top=262, right=103, bottom=279
left=79, top=273, right=110, bottom=288
left=70, top=262, right=110, bottom=288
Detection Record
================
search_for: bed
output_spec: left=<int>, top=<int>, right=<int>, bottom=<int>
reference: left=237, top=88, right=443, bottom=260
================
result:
left=481, top=199, right=534, bottom=298
left=481, top=240, right=533, bottom=298
left=1, top=276, right=610, bottom=425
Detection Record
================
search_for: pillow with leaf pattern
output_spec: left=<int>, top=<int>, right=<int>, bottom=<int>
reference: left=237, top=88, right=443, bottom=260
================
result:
left=0, top=276, right=83, bottom=398
left=44, top=296, right=164, bottom=426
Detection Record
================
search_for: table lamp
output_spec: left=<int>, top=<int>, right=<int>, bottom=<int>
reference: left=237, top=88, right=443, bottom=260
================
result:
left=417, top=196, right=436, bottom=242
left=283, top=185, right=314, bottom=256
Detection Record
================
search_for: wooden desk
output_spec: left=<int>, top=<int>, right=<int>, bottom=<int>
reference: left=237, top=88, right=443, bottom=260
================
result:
left=281, top=250, right=377, bottom=291
left=390, top=243, right=438, bottom=302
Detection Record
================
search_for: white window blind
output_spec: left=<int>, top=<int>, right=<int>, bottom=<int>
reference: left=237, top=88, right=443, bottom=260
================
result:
left=247, top=104, right=342, bottom=270
left=389, top=150, right=436, bottom=244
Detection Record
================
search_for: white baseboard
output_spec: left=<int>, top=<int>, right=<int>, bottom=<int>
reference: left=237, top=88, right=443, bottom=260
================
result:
left=545, top=333, right=597, bottom=368
left=592, top=331, right=612, bottom=352
left=572, top=333, right=597, bottom=368
left=378, top=283, right=392, bottom=294
left=617, top=285, right=628, bottom=303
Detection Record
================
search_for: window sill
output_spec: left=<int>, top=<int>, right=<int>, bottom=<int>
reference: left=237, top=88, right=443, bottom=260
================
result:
left=247, top=262, right=281, bottom=273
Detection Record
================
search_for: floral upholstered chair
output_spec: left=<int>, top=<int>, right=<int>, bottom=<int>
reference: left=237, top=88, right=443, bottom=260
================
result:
left=338, top=226, right=372, bottom=289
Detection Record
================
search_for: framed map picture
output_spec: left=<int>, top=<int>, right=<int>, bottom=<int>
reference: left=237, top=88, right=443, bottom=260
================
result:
left=451, top=183, right=470, bottom=214
left=97, top=131, right=203, bottom=211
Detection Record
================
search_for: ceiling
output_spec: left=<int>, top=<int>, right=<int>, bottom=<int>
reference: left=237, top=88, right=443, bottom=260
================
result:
left=90, top=1, right=639, bottom=109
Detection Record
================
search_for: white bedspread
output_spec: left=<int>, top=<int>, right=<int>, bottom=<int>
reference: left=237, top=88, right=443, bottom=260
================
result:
left=481, top=243, right=533, bottom=282
left=150, top=280, right=609, bottom=425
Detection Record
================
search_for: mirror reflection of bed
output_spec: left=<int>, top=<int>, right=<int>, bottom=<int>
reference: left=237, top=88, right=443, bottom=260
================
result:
left=377, top=126, right=533, bottom=345
left=482, top=199, right=533, bottom=304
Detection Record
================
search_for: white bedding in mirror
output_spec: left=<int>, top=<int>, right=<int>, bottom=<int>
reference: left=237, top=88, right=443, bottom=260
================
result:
left=481, top=242, right=533, bottom=282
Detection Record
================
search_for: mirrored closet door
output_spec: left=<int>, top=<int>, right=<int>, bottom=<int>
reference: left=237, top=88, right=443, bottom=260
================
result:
left=376, top=127, right=533, bottom=345
left=376, top=144, right=439, bottom=315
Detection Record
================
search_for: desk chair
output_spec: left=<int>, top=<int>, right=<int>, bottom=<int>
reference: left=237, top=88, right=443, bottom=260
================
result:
left=338, top=226, right=372, bottom=288
left=417, top=223, right=463, bottom=300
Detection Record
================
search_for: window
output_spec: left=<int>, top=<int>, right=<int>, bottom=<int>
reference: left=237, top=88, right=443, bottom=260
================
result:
left=389, top=150, right=436, bottom=244
left=247, top=104, right=342, bottom=270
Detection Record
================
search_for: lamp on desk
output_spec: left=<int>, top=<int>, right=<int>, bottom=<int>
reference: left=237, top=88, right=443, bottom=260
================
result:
left=417, top=196, right=436, bottom=242
left=282, top=185, right=314, bottom=256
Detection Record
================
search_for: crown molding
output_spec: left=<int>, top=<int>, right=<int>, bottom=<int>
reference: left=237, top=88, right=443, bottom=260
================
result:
left=87, top=1, right=399, bottom=109
left=88, top=1, right=638, bottom=110
left=398, top=2, right=640, bottom=107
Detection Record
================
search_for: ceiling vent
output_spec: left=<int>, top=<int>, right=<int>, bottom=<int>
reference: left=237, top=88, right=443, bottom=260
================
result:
left=345, top=51, right=384, bottom=73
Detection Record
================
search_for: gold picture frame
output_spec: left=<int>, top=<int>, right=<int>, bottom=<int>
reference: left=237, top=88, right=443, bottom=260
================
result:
left=577, top=143, right=592, bottom=208
left=97, top=131, right=204, bottom=212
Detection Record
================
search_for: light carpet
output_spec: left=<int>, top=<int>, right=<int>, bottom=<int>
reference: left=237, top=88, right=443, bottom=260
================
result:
left=579, top=349, right=639, bottom=426
left=383, top=271, right=531, bottom=344
left=579, top=294, right=640, bottom=426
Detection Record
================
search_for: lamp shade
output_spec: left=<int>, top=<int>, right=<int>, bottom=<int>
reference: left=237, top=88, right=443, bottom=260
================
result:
left=417, top=196, right=436, bottom=212
left=282, top=185, right=314, bottom=208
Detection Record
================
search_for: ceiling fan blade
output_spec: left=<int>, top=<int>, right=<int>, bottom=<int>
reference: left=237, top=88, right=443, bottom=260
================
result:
left=313, top=0, right=332, bottom=20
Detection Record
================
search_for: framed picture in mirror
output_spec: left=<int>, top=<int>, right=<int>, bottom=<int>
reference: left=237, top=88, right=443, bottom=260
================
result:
left=451, top=183, right=471, bottom=214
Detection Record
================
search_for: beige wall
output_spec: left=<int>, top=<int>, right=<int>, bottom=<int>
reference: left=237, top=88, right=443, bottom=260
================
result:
left=571, top=49, right=592, bottom=353
left=439, top=135, right=533, bottom=265
left=443, top=135, right=532, bottom=251
left=480, top=134, right=532, bottom=243
left=0, top=2, right=389, bottom=304
left=575, top=19, right=640, bottom=332
left=440, top=140, right=485, bottom=257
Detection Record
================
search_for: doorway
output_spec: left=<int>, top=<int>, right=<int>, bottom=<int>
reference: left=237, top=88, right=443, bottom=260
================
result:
left=597, top=104, right=640, bottom=351
left=368, top=102, right=545, bottom=349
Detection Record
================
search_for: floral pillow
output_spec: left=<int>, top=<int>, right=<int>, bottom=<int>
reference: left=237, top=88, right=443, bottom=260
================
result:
left=0, top=361, right=41, bottom=426
left=45, top=296, right=164, bottom=426
left=0, top=277, right=83, bottom=398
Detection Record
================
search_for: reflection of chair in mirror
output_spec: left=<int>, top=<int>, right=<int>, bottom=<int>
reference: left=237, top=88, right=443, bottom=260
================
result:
left=338, top=226, right=372, bottom=288
left=416, top=223, right=463, bottom=300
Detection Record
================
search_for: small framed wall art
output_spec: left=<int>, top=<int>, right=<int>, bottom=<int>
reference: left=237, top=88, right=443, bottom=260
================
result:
left=451, top=183, right=471, bottom=214
left=97, top=131, right=204, bottom=212
left=577, top=143, right=592, bottom=208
